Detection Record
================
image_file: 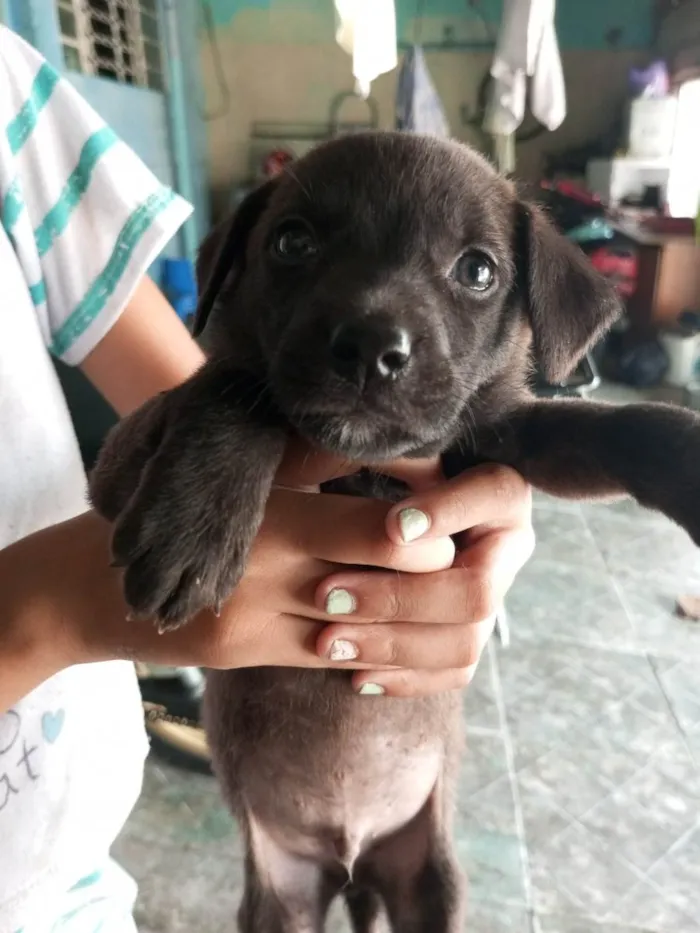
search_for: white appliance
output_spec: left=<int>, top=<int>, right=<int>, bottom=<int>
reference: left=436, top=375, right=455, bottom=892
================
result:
left=626, top=96, right=678, bottom=159
left=586, top=156, right=670, bottom=208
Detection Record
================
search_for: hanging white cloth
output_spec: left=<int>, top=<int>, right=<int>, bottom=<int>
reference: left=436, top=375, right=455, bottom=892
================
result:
left=483, top=0, right=566, bottom=170
left=334, top=0, right=398, bottom=99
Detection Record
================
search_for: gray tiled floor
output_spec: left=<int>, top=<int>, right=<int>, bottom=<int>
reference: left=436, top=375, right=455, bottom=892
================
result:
left=114, top=457, right=700, bottom=932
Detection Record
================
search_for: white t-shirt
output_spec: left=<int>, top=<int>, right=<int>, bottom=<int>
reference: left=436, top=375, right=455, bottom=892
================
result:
left=0, top=26, right=191, bottom=932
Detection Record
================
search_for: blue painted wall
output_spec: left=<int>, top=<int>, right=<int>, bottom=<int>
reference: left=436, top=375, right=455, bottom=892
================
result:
left=206, top=0, right=655, bottom=50
left=68, top=73, right=182, bottom=267
left=65, top=74, right=176, bottom=191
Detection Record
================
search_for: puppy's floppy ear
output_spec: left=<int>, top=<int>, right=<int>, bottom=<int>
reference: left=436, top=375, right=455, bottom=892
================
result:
left=516, top=202, right=621, bottom=382
left=193, top=179, right=278, bottom=338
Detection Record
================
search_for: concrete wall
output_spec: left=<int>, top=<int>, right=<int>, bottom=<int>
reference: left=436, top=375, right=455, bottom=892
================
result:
left=200, top=0, right=653, bottom=206
left=658, top=0, right=700, bottom=72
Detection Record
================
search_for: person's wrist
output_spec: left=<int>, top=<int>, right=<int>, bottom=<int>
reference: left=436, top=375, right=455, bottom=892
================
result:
left=6, top=511, right=128, bottom=672
left=72, top=512, right=242, bottom=669
left=3, top=543, right=83, bottom=685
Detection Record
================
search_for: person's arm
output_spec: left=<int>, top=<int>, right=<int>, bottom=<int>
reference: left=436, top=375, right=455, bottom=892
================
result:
left=0, top=473, right=461, bottom=713
left=80, top=275, right=205, bottom=415
left=1, top=512, right=129, bottom=711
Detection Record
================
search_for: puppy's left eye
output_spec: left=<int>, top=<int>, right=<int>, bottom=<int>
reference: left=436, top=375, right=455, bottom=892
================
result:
left=452, top=251, right=496, bottom=292
left=270, top=220, right=319, bottom=265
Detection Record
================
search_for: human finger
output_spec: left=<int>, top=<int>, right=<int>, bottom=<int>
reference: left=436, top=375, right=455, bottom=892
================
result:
left=350, top=666, right=477, bottom=697
left=315, top=615, right=496, bottom=672
left=262, top=488, right=455, bottom=572
left=385, top=463, right=531, bottom=544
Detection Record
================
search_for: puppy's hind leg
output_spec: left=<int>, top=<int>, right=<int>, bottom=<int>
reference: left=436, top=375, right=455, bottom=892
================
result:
left=344, top=887, right=385, bottom=933
left=239, top=817, right=337, bottom=933
left=364, top=791, right=464, bottom=933
left=383, top=842, right=463, bottom=933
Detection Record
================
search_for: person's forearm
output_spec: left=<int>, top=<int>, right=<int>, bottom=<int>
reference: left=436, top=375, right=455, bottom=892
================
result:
left=0, top=509, right=218, bottom=712
left=80, top=275, right=206, bottom=416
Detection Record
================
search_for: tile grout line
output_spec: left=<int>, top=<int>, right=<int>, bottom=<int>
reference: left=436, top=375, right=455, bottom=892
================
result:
left=579, top=506, right=700, bottom=774
left=465, top=724, right=508, bottom=738
left=501, top=664, right=700, bottom=889
left=487, top=638, right=542, bottom=933
left=628, top=814, right=700, bottom=896
left=500, top=628, right=698, bottom=666
left=504, top=502, right=700, bottom=929
left=619, top=602, right=697, bottom=772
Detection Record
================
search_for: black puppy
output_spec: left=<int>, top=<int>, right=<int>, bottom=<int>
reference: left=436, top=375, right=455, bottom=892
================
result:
left=91, top=133, right=700, bottom=932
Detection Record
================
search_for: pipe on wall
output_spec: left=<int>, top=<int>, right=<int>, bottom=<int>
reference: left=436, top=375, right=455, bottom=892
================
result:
left=160, top=0, right=199, bottom=265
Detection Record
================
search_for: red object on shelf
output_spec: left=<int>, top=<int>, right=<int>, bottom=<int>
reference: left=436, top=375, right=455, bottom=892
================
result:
left=262, top=148, right=295, bottom=178
left=587, top=246, right=638, bottom=298
left=540, top=179, right=602, bottom=206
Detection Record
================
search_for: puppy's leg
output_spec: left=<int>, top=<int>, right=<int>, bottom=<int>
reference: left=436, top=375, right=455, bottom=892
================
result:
left=90, top=360, right=287, bottom=628
left=364, top=788, right=464, bottom=933
left=382, top=843, right=463, bottom=933
left=344, top=887, right=384, bottom=933
left=461, top=399, right=700, bottom=545
left=90, top=391, right=170, bottom=521
left=241, top=816, right=337, bottom=933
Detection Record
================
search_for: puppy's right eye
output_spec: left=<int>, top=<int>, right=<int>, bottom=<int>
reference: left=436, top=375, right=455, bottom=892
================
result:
left=270, top=220, right=318, bottom=265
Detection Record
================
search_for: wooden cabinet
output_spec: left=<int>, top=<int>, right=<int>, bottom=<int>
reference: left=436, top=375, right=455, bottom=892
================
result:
left=615, top=222, right=700, bottom=338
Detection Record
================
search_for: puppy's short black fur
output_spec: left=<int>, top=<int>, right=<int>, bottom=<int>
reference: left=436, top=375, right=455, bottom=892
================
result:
left=91, top=133, right=700, bottom=932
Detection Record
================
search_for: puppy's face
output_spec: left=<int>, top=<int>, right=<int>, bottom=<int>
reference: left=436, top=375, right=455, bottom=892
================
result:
left=197, top=134, right=619, bottom=460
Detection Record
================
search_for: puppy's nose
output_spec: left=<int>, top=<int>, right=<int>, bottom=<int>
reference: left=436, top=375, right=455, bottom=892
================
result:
left=330, top=321, right=412, bottom=382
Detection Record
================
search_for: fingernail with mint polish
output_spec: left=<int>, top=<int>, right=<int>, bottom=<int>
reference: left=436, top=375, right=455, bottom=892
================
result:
left=398, top=507, right=430, bottom=543
left=325, top=588, right=356, bottom=616
left=358, top=682, right=386, bottom=696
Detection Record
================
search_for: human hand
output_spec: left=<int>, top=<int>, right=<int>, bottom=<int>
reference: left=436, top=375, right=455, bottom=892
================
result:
left=1, top=443, right=532, bottom=710
left=136, top=445, right=454, bottom=671
left=313, top=462, right=535, bottom=696
left=146, top=452, right=534, bottom=697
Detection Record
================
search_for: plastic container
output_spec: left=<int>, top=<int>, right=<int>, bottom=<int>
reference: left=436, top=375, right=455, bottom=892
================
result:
left=626, top=97, right=678, bottom=158
left=658, top=325, right=700, bottom=387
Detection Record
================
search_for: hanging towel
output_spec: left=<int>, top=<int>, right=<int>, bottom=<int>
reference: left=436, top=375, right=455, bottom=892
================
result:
left=483, top=0, right=566, bottom=169
left=396, top=45, right=450, bottom=137
left=335, top=0, right=398, bottom=99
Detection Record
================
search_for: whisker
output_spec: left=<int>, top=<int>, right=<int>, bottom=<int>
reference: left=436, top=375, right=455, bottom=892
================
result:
left=281, top=164, right=314, bottom=204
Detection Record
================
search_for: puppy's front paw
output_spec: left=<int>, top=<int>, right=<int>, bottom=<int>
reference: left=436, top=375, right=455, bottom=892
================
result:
left=662, top=476, right=700, bottom=548
left=90, top=393, right=170, bottom=522
left=632, top=411, right=700, bottom=547
left=112, top=467, right=266, bottom=630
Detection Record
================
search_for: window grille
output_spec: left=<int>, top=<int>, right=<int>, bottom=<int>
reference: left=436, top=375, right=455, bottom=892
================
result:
left=56, top=0, right=165, bottom=92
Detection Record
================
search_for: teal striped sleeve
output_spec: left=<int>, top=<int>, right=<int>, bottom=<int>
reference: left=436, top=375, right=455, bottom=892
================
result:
left=0, top=26, right=192, bottom=363
left=5, top=61, right=60, bottom=155
left=50, top=187, right=180, bottom=358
